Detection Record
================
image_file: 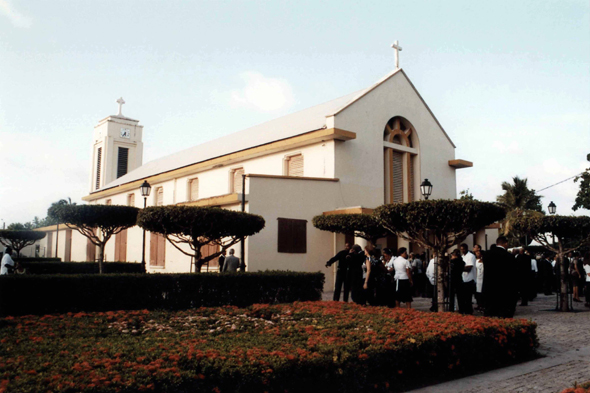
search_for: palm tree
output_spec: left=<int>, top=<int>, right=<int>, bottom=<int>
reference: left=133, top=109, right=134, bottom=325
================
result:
left=496, top=177, right=543, bottom=246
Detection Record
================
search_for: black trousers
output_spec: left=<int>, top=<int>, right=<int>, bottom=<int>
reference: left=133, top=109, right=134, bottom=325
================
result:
left=458, top=280, right=475, bottom=314
left=333, top=268, right=351, bottom=302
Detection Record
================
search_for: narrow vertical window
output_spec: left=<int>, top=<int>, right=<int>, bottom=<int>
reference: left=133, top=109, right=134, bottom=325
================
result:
left=277, top=218, right=307, bottom=253
left=190, top=178, right=199, bottom=201
left=95, top=147, right=102, bottom=190
left=287, top=154, right=304, bottom=177
left=128, top=193, right=135, bottom=207
left=117, top=147, right=129, bottom=178
left=232, top=168, right=244, bottom=193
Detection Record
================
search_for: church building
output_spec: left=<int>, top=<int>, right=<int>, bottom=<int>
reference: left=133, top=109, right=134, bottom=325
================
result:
left=35, top=66, right=484, bottom=291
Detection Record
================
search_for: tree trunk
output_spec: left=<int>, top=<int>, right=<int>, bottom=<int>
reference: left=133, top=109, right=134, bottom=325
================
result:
left=558, top=240, right=569, bottom=312
left=98, top=243, right=105, bottom=274
left=435, top=250, right=445, bottom=312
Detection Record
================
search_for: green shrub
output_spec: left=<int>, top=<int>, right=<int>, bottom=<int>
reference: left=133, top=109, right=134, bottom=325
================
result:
left=0, top=271, right=324, bottom=316
left=14, top=257, right=61, bottom=262
left=18, top=261, right=145, bottom=275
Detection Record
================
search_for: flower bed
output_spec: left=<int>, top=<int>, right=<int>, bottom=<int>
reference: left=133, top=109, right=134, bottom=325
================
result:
left=0, top=302, right=538, bottom=393
left=561, top=382, right=590, bottom=393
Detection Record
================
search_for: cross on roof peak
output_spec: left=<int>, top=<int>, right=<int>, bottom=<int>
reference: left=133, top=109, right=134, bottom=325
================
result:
left=391, top=40, right=402, bottom=69
left=116, top=97, right=125, bottom=116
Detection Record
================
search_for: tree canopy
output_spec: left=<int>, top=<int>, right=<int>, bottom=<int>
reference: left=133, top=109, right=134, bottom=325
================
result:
left=137, top=206, right=265, bottom=272
left=0, top=230, right=46, bottom=257
left=573, top=153, right=590, bottom=212
left=51, top=204, right=139, bottom=273
left=312, top=214, right=389, bottom=245
left=374, top=199, right=506, bottom=310
left=512, top=214, right=590, bottom=311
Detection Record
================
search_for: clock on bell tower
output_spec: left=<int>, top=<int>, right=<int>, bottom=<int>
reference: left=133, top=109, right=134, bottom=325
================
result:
left=90, top=98, right=144, bottom=192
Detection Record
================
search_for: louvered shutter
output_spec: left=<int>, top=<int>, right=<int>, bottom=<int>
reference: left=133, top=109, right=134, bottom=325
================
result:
left=288, top=154, right=304, bottom=177
left=233, top=169, right=244, bottom=193
left=95, top=147, right=102, bottom=190
left=277, top=218, right=307, bottom=253
left=46, top=232, right=53, bottom=258
left=408, top=155, right=415, bottom=202
left=190, top=179, right=199, bottom=201
left=117, top=147, right=129, bottom=178
left=392, top=151, right=404, bottom=203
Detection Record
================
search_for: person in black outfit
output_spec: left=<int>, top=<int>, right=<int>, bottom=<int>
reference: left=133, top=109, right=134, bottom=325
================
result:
left=218, top=250, right=226, bottom=273
left=325, top=243, right=352, bottom=301
left=449, top=249, right=465, bottom=312
left=346, top=244, right=366, bottom=305
left=483, top=236, right=517, bottom=318
left=539, top=253, right=554, bottom=295
left=515, top=248, right=532, bottom=306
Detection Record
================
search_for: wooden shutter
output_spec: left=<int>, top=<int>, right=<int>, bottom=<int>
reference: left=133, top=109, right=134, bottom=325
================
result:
left=157, top=234, right=166, bottom=267
left=128, top=193, right=135, bottom=207
left=117, top=147, right=129, bottom=178
left=190, top=179, right=199, bottom=201
left=86, top=236, right=96, bottom=261
left=392, top=151, right=403, bottom=203
left=201, top=243, right=220, bottom=270
left=64, top=229, right=72, bottom=262
left=287, top=154, right=304, bottom=177
left=115, top=229, right=127, bottom=261
left=95, top=147, right=102, bottom=190
left=46, top=232, right=53, bottom=258
left=233, top=169, right=244, bottom=193
left=408, top=155, right=415, bottom=202
left=277, top=218, right=307, bottom=253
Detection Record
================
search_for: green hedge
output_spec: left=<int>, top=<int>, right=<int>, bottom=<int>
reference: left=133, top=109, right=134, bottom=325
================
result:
left=14, top=257, right=61, bottom=262
left=0, top=271, right=324, bottom=316
left=18, top=261, right=145, bottom=275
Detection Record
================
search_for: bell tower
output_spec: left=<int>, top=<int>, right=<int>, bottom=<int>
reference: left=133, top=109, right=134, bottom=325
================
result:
left=90, top=98, right=143, bottom=192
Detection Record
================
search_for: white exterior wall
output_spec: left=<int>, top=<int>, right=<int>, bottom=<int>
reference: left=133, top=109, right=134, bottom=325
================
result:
left=247, top=176, right=343, bottom=292
left=332, top=72, right=457, bottom=207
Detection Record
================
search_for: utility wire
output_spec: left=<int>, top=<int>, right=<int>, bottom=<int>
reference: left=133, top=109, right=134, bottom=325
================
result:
left=537, top=172, right=584, bottom=192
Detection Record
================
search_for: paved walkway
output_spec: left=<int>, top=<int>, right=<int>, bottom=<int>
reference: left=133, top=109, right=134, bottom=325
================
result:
left=322, top=292, right=590, bottom=392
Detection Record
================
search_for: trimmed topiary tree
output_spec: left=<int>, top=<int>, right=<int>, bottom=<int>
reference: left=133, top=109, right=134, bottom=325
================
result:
left=0, top=230, right=46, bottom=257
left=374, top=200, right=506, bottom=311
left=137, top=206, right=265, bottom=272
left=513, top=214, right=590, bottom=311
left=312, top=214, right=389, bottom=246
left=50, top=204, right=139, bottom=274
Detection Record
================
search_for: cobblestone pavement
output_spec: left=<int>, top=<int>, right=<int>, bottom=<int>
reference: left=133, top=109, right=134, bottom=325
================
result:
left=322, top=291, right=590, bottom=392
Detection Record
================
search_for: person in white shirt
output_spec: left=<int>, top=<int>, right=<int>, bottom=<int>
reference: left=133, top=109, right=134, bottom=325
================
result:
left=458, top=243, right=477, bottom=315
left=475, top=249, right=485, bottom=311
left=426, top=257, right=437, bottom=312
left=392, top=247, right=413, bottom=309
left=583, top=252, right=590, bottom=308
left=1, top=247, right=15, bottom=275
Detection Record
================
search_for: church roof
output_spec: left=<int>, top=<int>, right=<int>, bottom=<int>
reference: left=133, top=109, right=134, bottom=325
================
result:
left=101, top=87, right=370, bottom=191
left=97, top=68, right=455, bottom=192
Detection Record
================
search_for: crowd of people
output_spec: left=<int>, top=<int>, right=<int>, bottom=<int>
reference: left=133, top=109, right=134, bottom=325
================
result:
left=326, top=237, right=590, bottom=317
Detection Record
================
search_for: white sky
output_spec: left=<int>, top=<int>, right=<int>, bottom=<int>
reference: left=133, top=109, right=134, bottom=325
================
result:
left=0, top=0, right=589, bottom=226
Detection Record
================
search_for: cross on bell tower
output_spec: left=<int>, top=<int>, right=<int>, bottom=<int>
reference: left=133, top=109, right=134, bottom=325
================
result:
left=116, top=97, right=125, bottom=116
left=391, top=40, right=402, bottom=69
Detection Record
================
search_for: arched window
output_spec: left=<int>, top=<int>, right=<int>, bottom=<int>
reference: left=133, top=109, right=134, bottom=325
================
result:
left=383, top=117, right=419, bottom=203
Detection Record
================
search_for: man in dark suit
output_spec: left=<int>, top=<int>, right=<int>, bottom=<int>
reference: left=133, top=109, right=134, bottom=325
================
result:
left=326, top=243, right=352, bottom=301
left=222, top=249, right=240, bottom=272
left=483, top=236, right=518, bottom=318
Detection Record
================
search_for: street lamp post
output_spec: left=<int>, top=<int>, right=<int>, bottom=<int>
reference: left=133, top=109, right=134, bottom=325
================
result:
left=140, top=180, right=152, bottom=271
left=420, top=179, right=438, bottom=310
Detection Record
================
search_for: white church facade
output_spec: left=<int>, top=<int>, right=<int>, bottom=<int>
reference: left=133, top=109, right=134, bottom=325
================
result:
left=33, top=68, right=493, bottom=291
